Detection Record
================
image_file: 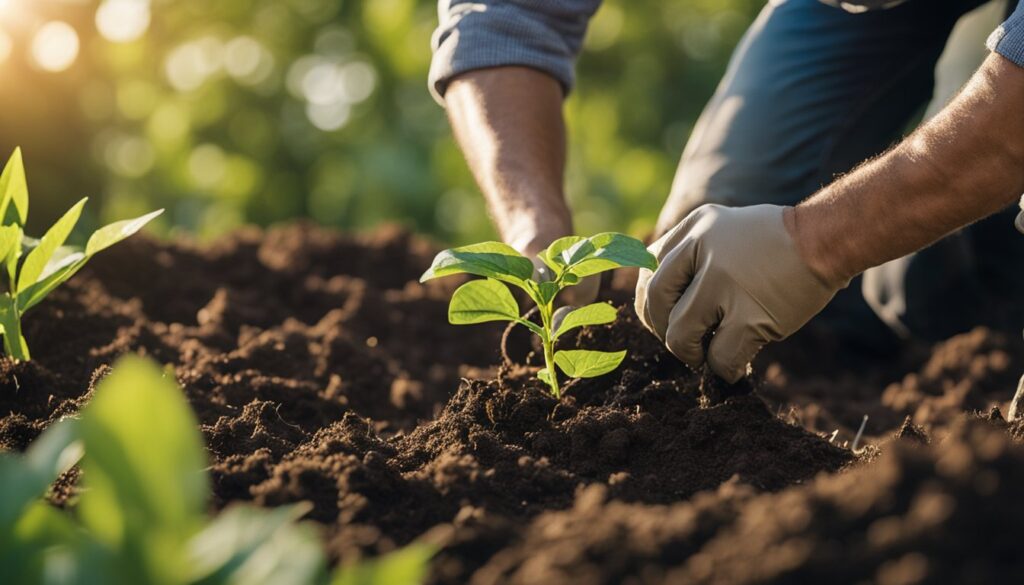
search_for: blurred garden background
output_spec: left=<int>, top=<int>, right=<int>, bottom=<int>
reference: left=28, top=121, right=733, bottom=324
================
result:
left=0, top=0, right=1000, bottom=245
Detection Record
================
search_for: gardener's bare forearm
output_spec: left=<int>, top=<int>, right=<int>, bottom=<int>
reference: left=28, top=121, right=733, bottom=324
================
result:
left=445, top=67, right=572, bottom=255
left=790, top=54, right=1024, bottom=286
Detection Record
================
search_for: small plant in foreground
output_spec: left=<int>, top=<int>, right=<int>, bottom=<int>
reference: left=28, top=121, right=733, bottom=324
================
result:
left=421, top=233, right=658, bottom=398
left=0, top=148, right=163, bottom=361
left=0, top=355, right=433, bottom=585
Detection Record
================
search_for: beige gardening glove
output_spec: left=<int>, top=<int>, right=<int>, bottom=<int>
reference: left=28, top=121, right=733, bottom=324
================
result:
left=635, top=204, right=843, bottom=382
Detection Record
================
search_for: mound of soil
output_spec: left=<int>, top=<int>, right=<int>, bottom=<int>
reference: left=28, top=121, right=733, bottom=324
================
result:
left=0, top=223, right=1020, bottom=583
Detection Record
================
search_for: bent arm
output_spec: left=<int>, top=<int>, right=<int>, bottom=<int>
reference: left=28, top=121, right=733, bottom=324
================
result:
left=791, top=52, right=1024, bottom=287
left=429, top=0, right=600, bottom=255
left=445, top=68, right=572, bottom=255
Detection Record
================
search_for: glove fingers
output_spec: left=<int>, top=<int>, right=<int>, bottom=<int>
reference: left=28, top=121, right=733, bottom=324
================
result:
left=663, top=273, right=721, bottom=370
left=706, top=314, right=769, bottom=384
left=636, top=237, right=698, bottom=340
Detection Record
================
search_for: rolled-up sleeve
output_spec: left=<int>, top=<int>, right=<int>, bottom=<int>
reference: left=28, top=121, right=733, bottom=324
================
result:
left=987, top=2, right=1024, bottom=67
left=429, top=0, right=602, bottom=104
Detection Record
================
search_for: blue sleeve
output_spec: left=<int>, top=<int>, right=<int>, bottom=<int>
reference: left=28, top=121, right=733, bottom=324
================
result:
left=987, top=1, right=1024, bottom=67
left=429, top=0, right=602, bottom=104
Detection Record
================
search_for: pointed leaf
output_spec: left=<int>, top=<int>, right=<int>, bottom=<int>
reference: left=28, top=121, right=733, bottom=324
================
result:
left=448, top=279, right=520, bottom=325
left=17, top=253, right=86, bottom=312
left=537, top=281, right=560, bottom=306
left=537, top=368, right=553, bottom=387
left=420, top=241, right=534, bottom=286
left=85, top=208, right=164, bottom=257
left=17, top=198, right=86, bottom=292
left=553, top=303, right=618, bottom=338
left=0, top=225, right=21, bottom=266
left=0, top=148, right=29, bottom=226
left=332, top=544, right=435, bottom=585
left=0, top=419, right=82, bottom=534
left=189, top=503, right=327, bottom=585
left=554, top=349, right=627, bottom=379
left=78, top=356, right=208, bottom=581
left=568, top=233, right=657, bottom=278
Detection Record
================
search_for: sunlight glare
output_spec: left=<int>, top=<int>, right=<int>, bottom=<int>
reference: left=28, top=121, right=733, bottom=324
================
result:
left=31, top=21, right=79, bottom=72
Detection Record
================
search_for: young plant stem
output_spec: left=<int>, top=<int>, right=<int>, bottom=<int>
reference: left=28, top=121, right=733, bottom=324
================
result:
left=538, top=300, right=560, bottom=399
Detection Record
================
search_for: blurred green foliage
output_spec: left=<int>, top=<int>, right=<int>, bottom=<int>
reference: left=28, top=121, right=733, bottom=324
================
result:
left=0, top=0, right=762, bottom=244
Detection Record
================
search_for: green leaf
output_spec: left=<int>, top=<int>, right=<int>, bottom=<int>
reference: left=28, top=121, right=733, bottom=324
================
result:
left=0, top=148, right=29, bottom=226
left=0, top=296, right=29, bottom=360
left=332, top=544, right=435, bottom=585
left=448, top=279, right=520, bottom=325
left=420, top=242, right=534, bottom=287
left=536, top=281, right=560, bottom=306
left=189, top=503, right=327, bottom=585
left=0, top=224, right=21, bottom=266
left=17, top=253, right=86, bottom=312
left=5, top=225, right=22, bottom=286
left=537, top=368, right=553, bottom=387
left=17, top=198, right=86, bottom=292
left=78, top=355, right=208, bottom=583
left=554, top=349, right=627, bottom=379
left=85, top=209, right=164, bottom=257
left=539, top=236, right=586, bottom=271
left=567, top=233, right=657, bottom=278
left=0, top=418, right=82, bottom=535
left=553, top=303, right=618, bottom=338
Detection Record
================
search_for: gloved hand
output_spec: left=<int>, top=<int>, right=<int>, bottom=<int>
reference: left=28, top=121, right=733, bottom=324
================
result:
left=635, top=204, right=843, bottom=382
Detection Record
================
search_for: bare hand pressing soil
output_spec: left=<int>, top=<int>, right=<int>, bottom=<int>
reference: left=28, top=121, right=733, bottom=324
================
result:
left=0, top=223, right=1022, bottom=583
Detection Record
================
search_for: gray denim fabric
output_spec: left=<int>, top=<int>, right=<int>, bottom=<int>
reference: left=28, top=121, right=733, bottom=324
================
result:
left=429, top=0, right=1024, bottom=102
left=988, top=0, right=1024, bottom=65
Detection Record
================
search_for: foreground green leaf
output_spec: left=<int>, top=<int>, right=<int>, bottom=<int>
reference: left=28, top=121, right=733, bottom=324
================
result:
left=420, top=241, right=534, bottom=286
left=554, top=349, right=627, bottom=379
left=448, top=279, right=520, bottom=325
left=332, top=544, right=435, bottom=585
left=553, top=303, right=618, bottom=339
left=189, top=503, right=327, bottom=585
left=78, top=355, right=208, bottom=583
left=0, top=419, right=81, bottom=535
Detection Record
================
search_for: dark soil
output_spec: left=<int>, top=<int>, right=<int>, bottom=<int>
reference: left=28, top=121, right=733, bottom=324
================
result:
left=1, top=223, right=1022, bottom=583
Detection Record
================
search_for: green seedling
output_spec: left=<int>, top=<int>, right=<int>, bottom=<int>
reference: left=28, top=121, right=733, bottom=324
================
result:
left=0, top=148, right=163, bottom=360
left=421, top=233, right=658, bottom=398
left=0, top=355, right=434, bottom=585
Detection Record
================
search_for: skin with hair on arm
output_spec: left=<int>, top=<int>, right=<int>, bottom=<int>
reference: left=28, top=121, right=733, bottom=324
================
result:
left=445, top=66, right=599, bottom=304
left=636, top=53, right=1024, bottom=382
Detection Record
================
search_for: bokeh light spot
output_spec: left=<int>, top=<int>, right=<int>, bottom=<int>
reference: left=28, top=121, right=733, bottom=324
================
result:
left=96, top=0, right=151, bottom=43
left=32, top=21, right=80, bottom=72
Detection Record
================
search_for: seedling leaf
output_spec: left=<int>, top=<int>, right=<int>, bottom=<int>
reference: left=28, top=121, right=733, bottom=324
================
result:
left=539, top=235, right=586, bottom=271
left=420, top=241, right=534, bottom=286
left=0, top=148, right=29, bottom=226
left=85, top=209, right=164, bottom=257
left=17, top=198, right=86, bottom=292
left=332, top=544, right=436, bottom=585
left=567, top=232, right=657, bottom=277
left=449, top=279, right=520, bottom=325
left=554, top=349, right=627, bottom=378
left=17, top=253, right=86, bottom=312
left=553, top=303, right=618, bottom=339
left=78, top=355, right=208, bottom=579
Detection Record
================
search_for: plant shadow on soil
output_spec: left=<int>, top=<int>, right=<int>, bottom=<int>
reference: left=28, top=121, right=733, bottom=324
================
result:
left=2, top=223, right=1024, bottom=584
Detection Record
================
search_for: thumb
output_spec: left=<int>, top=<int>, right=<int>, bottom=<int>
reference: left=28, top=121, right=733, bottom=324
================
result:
left=705, top=316, right=769, bottom=384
